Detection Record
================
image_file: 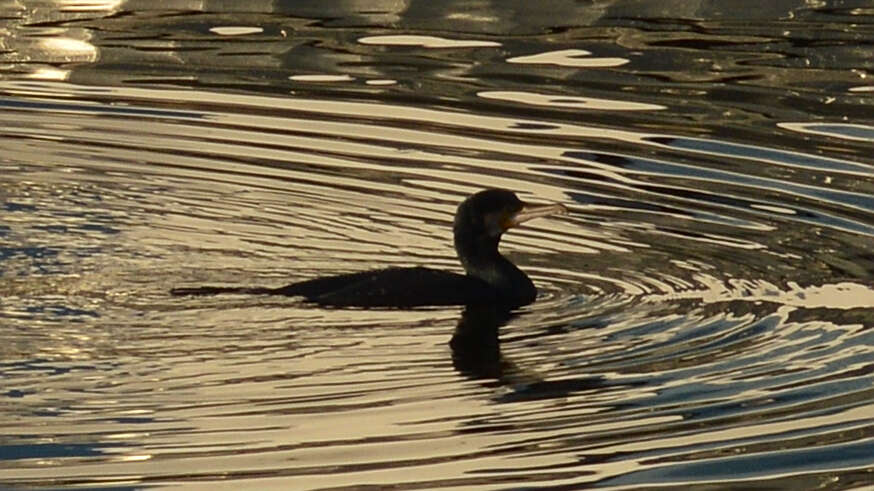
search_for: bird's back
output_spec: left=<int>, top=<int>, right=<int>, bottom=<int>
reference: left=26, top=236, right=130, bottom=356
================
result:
left=276, top=267, right=500, bottom=307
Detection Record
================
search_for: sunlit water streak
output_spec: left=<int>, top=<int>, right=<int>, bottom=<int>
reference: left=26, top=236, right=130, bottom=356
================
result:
left=2, top=3, right=874, bottom=489
left=2, top=79, right=873, bottom=490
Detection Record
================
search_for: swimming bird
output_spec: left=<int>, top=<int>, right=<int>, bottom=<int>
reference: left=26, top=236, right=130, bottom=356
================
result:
left=170, top=189, right=567, bottom=308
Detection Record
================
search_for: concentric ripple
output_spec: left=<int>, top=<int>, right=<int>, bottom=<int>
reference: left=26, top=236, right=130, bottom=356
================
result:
left=1, top=71, right=873, bottom=490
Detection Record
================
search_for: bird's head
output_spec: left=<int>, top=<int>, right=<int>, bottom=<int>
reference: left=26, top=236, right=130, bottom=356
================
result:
left=453, top=189, right=567, bottom=254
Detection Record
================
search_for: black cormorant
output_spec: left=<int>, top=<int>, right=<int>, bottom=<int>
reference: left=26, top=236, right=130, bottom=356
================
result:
left=170, top=189, right=566, bottom=308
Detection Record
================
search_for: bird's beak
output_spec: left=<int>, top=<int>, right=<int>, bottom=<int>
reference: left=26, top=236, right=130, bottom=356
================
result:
left=505, top=202, right=568, bottom=229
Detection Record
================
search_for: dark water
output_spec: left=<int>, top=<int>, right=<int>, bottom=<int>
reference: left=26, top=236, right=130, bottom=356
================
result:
left=2, top=1, right=874, bottom=489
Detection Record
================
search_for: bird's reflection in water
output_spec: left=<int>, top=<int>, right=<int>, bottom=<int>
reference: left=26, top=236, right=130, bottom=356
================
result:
left=450, top=304, right=608, bottom=401
left=449, top=304, right=513, bottom=380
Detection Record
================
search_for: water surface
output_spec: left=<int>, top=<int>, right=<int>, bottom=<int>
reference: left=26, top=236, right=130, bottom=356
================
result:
left=2, top=1, right=874, bottom=489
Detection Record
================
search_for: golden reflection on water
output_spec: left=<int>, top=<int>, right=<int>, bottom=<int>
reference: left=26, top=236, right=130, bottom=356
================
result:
left=358, top=34, right=502, bottom=48
left=599, top=403, right=874, bottom=457
left=288, top=74, right=356, bottom=83
left=507, top=48, right=629, bottom=68
left=3, top=11, right=874, bottom=483
left=55, top=0, right=123, bottom=11
left=209, top=26, right=265, bottom=36
left=478, top=90, right=666, bottom=111
left=779, top=122, right=874, bottom=143
left=646, top=276, right=874, bottom=310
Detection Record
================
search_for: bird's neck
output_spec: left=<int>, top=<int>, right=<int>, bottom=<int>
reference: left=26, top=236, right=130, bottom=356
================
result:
left=455, top=236, right=535, bottom=304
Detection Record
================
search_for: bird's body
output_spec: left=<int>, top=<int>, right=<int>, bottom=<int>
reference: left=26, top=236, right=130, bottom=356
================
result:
left=175, top=268, right=498, bottom=307
left=280, top=267, right=499, bottom=307
left=171, top=189, right=566, bottom=308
